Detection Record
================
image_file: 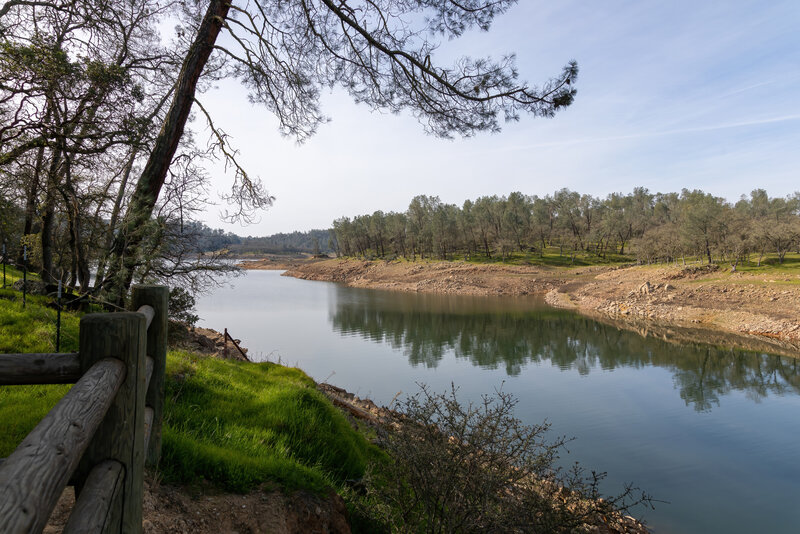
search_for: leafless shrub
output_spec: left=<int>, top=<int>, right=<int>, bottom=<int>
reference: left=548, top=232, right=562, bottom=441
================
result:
left=354, top=384, right=652, bottom=534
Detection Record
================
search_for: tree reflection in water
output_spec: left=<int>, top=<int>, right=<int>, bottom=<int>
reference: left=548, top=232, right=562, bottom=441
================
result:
left=329, top=287, right=800, bottom=412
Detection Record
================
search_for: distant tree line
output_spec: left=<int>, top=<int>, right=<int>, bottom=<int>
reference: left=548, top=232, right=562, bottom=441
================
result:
left=330, top=188, right=800, bottom=268
left=184, top=224, right=332, bottom=255
left=226, top=229, right=333, bottom=255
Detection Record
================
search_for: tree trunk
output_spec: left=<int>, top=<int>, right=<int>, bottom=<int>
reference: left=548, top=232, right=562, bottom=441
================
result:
left=94, top=150, right=138, bottom=290
left=19, top=145, right=47, bottom=264
left=68, top=215, right=78, bottom=288
left=40, top=147, right=63, bottom=286
left=103, top=0, right=230, bottom=304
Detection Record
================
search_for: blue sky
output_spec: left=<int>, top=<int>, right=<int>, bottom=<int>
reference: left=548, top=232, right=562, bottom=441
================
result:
left=198, top=0, right=800, bottom=235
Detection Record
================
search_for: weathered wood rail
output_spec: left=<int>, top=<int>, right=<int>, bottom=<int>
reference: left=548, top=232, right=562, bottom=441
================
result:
left=0, top=285, right=169, bottom=534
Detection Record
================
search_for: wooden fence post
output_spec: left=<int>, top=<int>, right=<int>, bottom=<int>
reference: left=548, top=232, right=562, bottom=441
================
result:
left=75, top=311, right=147, bottom=534
left=131, top=285, right=169, bottom=465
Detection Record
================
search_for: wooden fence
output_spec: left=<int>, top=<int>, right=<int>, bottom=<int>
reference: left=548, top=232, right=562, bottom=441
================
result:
left=0, top=285, right=169, bottom=534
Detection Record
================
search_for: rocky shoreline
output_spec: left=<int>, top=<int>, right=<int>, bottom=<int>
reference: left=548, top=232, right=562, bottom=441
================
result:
left=252, top=258, right=800, bottom=357
left=168, top=321, right=251, bottom=361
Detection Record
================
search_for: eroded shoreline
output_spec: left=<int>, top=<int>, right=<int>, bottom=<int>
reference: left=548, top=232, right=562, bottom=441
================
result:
left=241, top=257, right=800, bottom=357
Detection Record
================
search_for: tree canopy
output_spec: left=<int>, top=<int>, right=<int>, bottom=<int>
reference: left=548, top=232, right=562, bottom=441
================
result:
left=329, top=188, right=800, bottom=267
left=0, top=0, right=578, bottom=303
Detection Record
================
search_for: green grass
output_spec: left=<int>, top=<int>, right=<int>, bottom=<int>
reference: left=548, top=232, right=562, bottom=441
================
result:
left=0, top=284, right=380, bottom=496
left=0, top=269, right=78, bottom=456
left=727, top=253, right=800, bottom=277
left=373, top=249, right=800, bottom=273
left=366, top=247, right=633, bottom=267
left=161, top=351, right=380, bottom=492
left=653, top=253, right=800, bottom=285
left=0, top=290, right=81, bottom=354
left=0, top=262, right=28, bottom=287
left=456, top=247, right=632, bottom=267
left=0, top=383, right=72, bottom=456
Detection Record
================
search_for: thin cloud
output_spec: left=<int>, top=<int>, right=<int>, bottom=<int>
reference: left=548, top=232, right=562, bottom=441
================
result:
left=499, top=114, right=800, bottom=152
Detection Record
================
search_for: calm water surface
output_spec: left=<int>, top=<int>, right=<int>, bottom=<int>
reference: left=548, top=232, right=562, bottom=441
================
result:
left=196, top=270, right=800, bottom=534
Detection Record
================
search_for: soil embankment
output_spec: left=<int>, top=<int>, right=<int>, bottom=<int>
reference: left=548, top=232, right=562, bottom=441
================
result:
left=281, top=256, right=574, bottom=295
left=264, top=258, right=800, bottom=356
left=237, top=254, right=315, bottom=271
left=45, top=481, right=350, bottom=534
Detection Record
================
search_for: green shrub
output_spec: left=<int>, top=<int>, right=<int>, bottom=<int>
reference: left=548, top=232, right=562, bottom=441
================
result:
left=168, top=287, right=199, bottom=326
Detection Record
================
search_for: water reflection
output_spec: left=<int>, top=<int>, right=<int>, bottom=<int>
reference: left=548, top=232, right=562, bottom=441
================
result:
left=329, top=286, right=800, bottom=412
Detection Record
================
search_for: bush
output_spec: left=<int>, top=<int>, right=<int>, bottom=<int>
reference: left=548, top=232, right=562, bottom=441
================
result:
left=354, top=385, right=652, bottom=534
left=168, top=287, right=199, bottom=327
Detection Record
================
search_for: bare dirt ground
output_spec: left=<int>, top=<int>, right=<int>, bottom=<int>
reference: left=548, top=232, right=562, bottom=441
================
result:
left=44, top=480, right=350, bottom=534
left=237, top=254, right=319, bottom=271
left=276, top=258, right=800, bottom=357
left=546, top=263, right=800, bottom=355
left=278, top=257, right=573, bottom=295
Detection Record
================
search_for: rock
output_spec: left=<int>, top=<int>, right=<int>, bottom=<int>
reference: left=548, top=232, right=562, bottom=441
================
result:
left=12, top=279, right=48, bottom=295
left=168, top=322, right=250, bottom=361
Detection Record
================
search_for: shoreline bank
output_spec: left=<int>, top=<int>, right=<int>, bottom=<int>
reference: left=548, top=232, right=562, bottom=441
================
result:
left=316, top=381, right=650, bottom=534
left=242, top=257, right=800, bottom=357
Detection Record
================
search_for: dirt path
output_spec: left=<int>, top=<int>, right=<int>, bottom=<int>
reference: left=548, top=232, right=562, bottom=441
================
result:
left=268, top=258, right=800, bottom=356
left=44, top=480, right=350, bottom=534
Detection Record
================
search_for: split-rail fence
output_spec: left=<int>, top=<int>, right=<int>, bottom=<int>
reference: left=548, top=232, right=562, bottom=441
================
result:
left=0, top=285, right=169, bottom=533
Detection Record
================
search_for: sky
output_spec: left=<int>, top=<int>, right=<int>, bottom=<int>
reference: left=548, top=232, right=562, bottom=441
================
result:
left=195, top=0, right=800, bottom=236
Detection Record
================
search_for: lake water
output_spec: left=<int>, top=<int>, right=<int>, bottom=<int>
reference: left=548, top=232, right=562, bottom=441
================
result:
left=195, top=270, right=800, bottom=534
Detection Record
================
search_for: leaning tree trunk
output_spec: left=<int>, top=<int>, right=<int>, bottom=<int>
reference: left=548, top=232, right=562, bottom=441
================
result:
left=93, top=149, right=138, bottom=291
left=103, top=0, right=230, bottom=305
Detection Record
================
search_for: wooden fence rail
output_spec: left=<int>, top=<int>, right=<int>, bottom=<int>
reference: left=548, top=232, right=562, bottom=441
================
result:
left=0, top=285, right=168, bottom=534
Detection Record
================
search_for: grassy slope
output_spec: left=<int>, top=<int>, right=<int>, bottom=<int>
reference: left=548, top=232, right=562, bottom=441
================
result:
left=0, top=268, right=78, bottom=454
left=0, top=274, right=378, bottom=496
left=162, top=351, right=379, bottom=492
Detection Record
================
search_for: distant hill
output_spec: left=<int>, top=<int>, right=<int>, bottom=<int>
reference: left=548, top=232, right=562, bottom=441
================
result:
left=190, top=223, right=333, bottom=254
left=228, top=229, right=334, bottom=255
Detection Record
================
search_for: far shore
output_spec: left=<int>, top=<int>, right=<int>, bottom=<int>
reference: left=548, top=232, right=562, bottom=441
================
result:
left=241, top=256, right=800, bottom=357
